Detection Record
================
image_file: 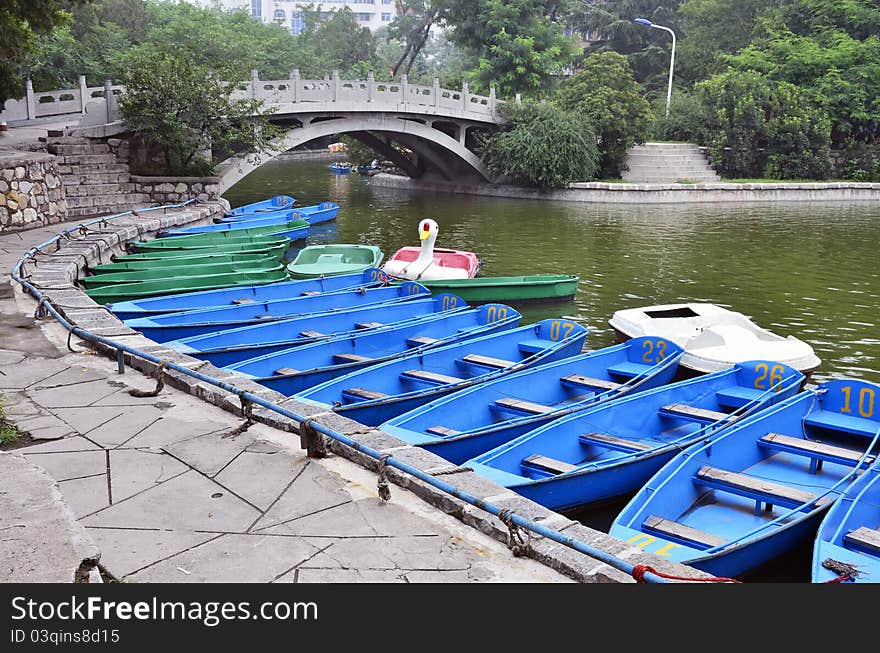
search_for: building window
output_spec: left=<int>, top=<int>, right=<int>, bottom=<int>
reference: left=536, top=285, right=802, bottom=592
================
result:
left=274, top=9, right=285, bottom=20
left=382, top=0, right=392, bottom=4
left=381, top=12, right=391, bottom=21
left=356, top=12, right=372, bottom=22
left=291, top=10, right=305, bottom=35
left=251, top=0, right=261, bottom=19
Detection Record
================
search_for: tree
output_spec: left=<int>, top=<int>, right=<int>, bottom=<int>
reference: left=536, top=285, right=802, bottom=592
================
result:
left=0, top=0, right=93, bottom=105
left=557, top=51, right=653, bottom=178
left=293, top=6, right=376, bottom=78
left=481, top=101, right=600, bottom=189
left=116, top=50, right=280, bottom=175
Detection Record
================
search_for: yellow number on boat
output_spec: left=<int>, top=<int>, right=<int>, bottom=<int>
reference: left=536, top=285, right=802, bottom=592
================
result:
left=843, top=386, right=876, bottom=418
left=769, top=365, right=784, bottom=391
left=754, top=363, right=769, bottom=389
left=549, top=320, right=575, bottom=341
left=370, top=269, right=382, bottom=281
left=627, top=534, right=658, bottom=548
left=641, top=339, right=669, bottom=363
left=441, top=295, right=458, bottom=311
left=653, top=542, right=683, bottom=557
left=486, top=305, right=508, bottom=323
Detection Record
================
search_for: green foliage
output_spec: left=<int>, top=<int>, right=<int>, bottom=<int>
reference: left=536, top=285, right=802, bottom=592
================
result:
left=557, top=51, right=653, bottom=178
left=696, top=69, right=831, bottom=179
left=837, top=139, right=880, bottom=181
left=0, top=395, right=22, bottom=445
left=649, top=89, right=711, bottom=143
left=339, top=136, right=379, bottom=166
left=292, top=6, right=376, bottom=77
left=482, top=100, right=599, bottom=189
left=116, top=50, right=280, bottom=175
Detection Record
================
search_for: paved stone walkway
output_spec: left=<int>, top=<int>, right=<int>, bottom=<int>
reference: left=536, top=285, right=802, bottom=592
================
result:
left=0, top=224, right=572, bottom=584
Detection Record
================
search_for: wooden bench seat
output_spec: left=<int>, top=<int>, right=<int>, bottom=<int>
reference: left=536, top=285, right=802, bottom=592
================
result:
left=661, top=403, right=734, bottom=423
left=299, top=290, right=321, bottom=296
left=758, top=432, right=873, bottom=473
left=578, top=432, right=653, bottom=453
left=400, top=369, right=464, bottom=385
left=332, top=353, right=374, bottom=364
left=426, top=425, right=461, bottom=437
left=560, top=375, right=622, bottom=391
left=231, top=297, right=255, bottom=304
left=521, top=454, right=578, bottom=475
left=355, top=321, right=384, bottom=330
left=493, top=398, right=555, bottom=415
left=342, top=387, right=389, bottom=400
left=407, top=336, right=441, bottom=347
left=272, top=367, right=299, bottom=376
left=255, top=313, right=275, bottom=319
left=694, top=466, right=820, bottom=511
left=460, top=354, right=517, bottom=369
left=642, top=515, right=727, bottom=549
left=299, top=330, right=325, bottom=338
left=843, top=526, right=880, bottom=555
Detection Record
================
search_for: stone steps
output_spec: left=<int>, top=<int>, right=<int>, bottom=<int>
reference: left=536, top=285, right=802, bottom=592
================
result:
left=54, top=153, right=120, bottom=165
left=623, top=141, right=719, bottom=183
left=46, top=143, right=111, bottom=156
left=63, top=182, right=140, bottom=197
left=65, top=193, right=151, bottom=210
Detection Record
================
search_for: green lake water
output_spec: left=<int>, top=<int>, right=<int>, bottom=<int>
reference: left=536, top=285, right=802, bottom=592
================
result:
left=224, top=157, right=880, bottom=582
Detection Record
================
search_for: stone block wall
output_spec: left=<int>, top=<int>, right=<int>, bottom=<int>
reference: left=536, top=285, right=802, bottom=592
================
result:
left=0, top=151, right=66, bottom=233
left=129, top=175, right=221, bottom=205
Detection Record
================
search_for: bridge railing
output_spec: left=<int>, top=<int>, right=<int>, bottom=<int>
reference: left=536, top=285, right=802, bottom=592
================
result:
left=1, top=70, right=506, bottom=126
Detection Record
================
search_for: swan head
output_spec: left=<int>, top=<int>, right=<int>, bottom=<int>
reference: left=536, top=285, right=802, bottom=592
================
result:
left=419, top=218, right=439, bottom=242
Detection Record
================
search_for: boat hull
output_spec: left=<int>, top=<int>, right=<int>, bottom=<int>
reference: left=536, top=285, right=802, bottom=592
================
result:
left=412, top=275, right=579, bottom=304
left=286, top=245, right=384, bottom=279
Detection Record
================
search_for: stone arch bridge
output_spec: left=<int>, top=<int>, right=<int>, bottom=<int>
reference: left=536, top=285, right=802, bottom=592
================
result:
left=1, top=70, right=511, bottom=191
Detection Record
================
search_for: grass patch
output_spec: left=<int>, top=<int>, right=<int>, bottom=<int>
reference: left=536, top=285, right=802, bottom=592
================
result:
left=0, top=395, right=25, bottom=447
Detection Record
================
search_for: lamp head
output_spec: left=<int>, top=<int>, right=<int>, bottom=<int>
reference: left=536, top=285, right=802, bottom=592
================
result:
left=634, top=18, right=653, bottom=26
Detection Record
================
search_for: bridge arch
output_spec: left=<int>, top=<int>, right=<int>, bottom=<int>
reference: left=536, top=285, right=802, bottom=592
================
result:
left=216, top=115, right=494, bottom=193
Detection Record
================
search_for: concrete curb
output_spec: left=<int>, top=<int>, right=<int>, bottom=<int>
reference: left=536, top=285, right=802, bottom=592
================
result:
left=10, top=203, right=715, bottom=583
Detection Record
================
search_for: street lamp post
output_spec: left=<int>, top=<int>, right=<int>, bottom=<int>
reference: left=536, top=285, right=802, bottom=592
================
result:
left=634, top=18, right=676, bottom=119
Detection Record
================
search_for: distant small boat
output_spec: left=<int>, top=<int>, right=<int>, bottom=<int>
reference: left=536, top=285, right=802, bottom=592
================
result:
left=466, top=360, right=804, bottom=513
left=412, top=275, right=580, bottom=304
left=225, top=195, right=296, bottom=216
left=85, top=268, right=290, bottom=306
left=286, top=244, right=383, bottom=279
left=86, top=255, right=282, bottom=277
left=609, top=379, right=880, bottom=579
left=357, top=162, right=379, bottom=175
left=330, top=162, right=353, bottom=174
left=813, top=458, right=880, bottom=583
left=294, top=318, right=589, bottom=427
left=227, top=301, right=521, bottom=395
left=111, top=244, right=289, bottom=265
left=106, top=268, right=387, bottom=321
left=381, top=219, right=480, bottom=281
left=169, top=294, right=473, bottom=367
left=162, top=214, right=310, bottom=241
left=217, top=202, right=339, bottom=227
left=382, top=335, right=684, bottom=465
left=608, top=302, right=821, bottom=380
left=124, top=281, right=430, bottom=343
left=130, top=235, right=290, bottom=253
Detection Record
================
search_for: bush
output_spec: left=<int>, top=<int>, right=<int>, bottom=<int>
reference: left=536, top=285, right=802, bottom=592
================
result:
left=482, top=101, right=600, bottom=190
left=837, top=139, right=880, bottom=181
left=650, top=90, right=712, bottom=144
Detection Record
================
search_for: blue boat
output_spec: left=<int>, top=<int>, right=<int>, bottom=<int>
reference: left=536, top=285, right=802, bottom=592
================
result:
left=217, top=202, right=339, bottom=226
left=124, top=281, right=429, bottom=343
left=381, top=336, right=685, bottom=466
left=813, top=458, right=880, bottom=583
left=294, top=318, right=589, bottom=427
left=167, top=295, right=472, bottom=367
left=163, top=213, right=310, bottom=241
left=466, top=360, right=805, bottom=513
left=609, top=379, right=880, bottom=579
left=225, top=195, right=296, bottom=216
left=227, top=303, right=522, bottom=396
left=330, top=162, right=353, bottom=174
left=107, top=269, right=388, bottom=321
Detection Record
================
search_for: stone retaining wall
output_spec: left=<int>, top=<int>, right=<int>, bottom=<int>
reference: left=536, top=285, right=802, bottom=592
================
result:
left=0, top=151, right=66, bottom=233
left=130, top=175, right=221, bottom=204
left=371, top=173, right=880, bottom=204
left=10, top=200, right=713, bottom=584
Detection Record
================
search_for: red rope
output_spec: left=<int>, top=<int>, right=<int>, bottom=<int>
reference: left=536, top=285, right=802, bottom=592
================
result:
left=632, top=564, right=742, bottom=583
left=824, top=574, right=852, bottom=583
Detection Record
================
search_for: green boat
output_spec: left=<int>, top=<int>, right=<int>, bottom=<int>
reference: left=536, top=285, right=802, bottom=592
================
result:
left=80, top=262, right=287, bottom=289
left=132, top=220, right=307, bottom=250
left=114, top=240, right=290, bottom=261
left=286, top=244, right=384, bottom=279
left=84, top=268, right=290, bottom=305
left=407, top=275, right=580, bottom=304
left=90, top=253, right=281, bottom=274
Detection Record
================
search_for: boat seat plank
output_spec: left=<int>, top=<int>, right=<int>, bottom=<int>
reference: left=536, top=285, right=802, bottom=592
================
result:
left=231, top=298, right=255, bottom=304
left=803, top=410, right=880, bottom=438
left=661, top=403, right=734, bottom=423
left=342, top=387, right=388, bottom=400
left=460, top=354, right=517, bottom=369
left=400, top=369, right=465, bottom=385
left=521, top=454, right=578, bottom=475
left=407, top=336, right=440, bottom=346
left=694, top=466, right=819, bottom=507
left=758, top=432, right=872, bottom=467
left=299, top=330, right=325, bottom=338
left=426, top=426, right=461, bottom=437
left=560, top=375, right=622, bottom=391
left=355, top=321, right=384, bottom=330
left=643, top=515, right=727, bottom=548
left=843, top=527, right=880, bottom=555
left=299, top=290, right=321, bottom=296
left=332, top=353, right=374, bottom=363
left=606, top=361, right=654, bottom=380
left=493, top=397, right=555, bottom=415
left=255, top=313, right=275, bottom=319
left=578, top=432, right=653, bottom=453
left=272, top=367, right=299, bottom=376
